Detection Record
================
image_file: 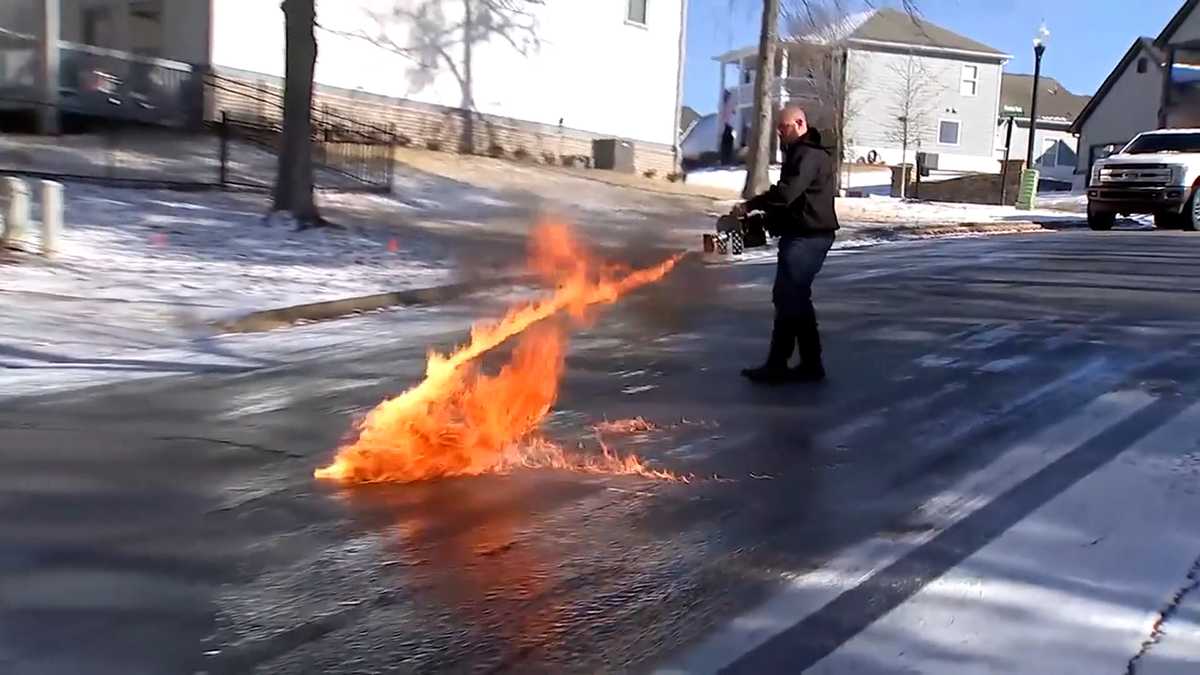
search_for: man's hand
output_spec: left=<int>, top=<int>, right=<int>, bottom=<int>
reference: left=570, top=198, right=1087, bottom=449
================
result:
left=729, top=202, right=748, bottom=219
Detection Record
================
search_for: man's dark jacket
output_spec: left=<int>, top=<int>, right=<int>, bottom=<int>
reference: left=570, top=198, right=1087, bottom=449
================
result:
left=744, top=130, right=840, bottom=237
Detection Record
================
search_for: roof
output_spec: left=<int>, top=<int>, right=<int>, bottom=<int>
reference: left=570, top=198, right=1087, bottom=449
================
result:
left=1138, top=127, right=1200, bottom=134
left=1070, top=37, right=1167, bottom=134
left=717, top=7, right=1008, bottom=62
left=1156, top=0, right=1200, bottom=45
left=998, top=73, right=1090, bottom=123
left=847, top=8, right=1007, bottom=57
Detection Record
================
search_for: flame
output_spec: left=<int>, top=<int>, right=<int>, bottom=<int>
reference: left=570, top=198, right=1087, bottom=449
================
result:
left=315, top=222, right=683, bottom=485
left=592, top=417, right=658, bottom=434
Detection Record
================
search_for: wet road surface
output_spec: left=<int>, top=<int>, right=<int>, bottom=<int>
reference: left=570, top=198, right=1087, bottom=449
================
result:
left=4, top=231, right=1200, bottom=673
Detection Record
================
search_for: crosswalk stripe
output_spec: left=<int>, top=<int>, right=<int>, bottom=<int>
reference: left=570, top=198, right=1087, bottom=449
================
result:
left=806, top=399, right=1200, bottom=675
left=654, top=389, right=1158, bottom=675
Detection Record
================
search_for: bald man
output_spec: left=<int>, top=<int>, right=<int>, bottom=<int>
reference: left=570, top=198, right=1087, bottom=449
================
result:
left=731, top=106, right=839, bottom=384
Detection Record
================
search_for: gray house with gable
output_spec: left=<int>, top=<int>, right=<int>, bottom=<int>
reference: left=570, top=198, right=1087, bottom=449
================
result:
left=714, top=8, right=1011, bottom=173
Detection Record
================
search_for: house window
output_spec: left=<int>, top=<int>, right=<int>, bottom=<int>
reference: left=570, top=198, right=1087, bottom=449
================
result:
left=960, top=64, right=979, bottom=96
left=81, top=7, right=113, bottom=48
left=627, top=0, right=647, bottom=25
left=129, top=0, right=164, bottom=58
left=938, top=119, right=961, bottom=145
left=1137, top=57, right=1148, bottom=74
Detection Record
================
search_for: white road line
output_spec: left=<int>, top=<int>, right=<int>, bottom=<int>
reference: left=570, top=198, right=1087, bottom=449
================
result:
left=808, top=401, right=1200, bottom=675
left=655, top=388, right=1157, bottom=675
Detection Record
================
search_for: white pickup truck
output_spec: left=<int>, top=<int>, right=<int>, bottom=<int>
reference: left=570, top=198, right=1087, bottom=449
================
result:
left=1086, top=128, right=1200, bottom=231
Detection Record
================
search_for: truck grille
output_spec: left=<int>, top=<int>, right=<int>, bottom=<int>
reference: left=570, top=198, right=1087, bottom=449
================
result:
left=1098, top=164, right=1172, bottom=187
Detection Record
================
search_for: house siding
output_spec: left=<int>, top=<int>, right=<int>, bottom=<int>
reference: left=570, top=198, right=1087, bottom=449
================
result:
left=0, top=2, right=36, bottom=34
left=843, top=45, right=1003, bottom=173
left=210, top=0, right=683, bottom=150
left=1168, top=5, right=1200, bottom=42
left=1075, top=42, right=1165, bottom=176
left=207, top=67, right=677, bottom=174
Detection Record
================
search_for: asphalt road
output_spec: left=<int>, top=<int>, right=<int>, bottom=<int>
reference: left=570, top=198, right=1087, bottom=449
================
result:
left=4, top=231, right=1200, bottom=674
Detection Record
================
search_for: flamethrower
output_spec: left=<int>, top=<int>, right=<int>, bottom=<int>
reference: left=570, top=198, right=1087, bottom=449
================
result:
left=703, top=211, right=770, bottom=256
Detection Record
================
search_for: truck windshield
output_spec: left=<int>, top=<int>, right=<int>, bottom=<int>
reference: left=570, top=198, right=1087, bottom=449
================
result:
left=1123, top=133, right=1200, bottom=154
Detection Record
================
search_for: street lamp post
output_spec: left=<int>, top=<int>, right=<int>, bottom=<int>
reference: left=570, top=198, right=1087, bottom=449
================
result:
left=1017, top=23, right=1050, bottom=210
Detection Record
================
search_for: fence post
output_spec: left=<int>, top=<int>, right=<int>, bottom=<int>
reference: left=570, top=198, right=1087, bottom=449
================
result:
left=1, top=177, right=31, bottom=248
left=386, top=122, right=396, bottom=193
left=39, top=180, right=62, bottom=257
left=219, top=110, right=229, bottom=187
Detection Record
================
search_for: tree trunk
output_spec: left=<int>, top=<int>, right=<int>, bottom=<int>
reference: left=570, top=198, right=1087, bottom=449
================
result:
left=742, top=0, right=780, bottom=199
left=459, top=0, right=476, bottom=155
left=274, top=0, right=321, bottom=226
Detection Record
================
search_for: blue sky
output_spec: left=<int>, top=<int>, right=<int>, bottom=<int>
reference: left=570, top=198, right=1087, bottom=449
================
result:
left=683, top=0, right=1187, bottom=113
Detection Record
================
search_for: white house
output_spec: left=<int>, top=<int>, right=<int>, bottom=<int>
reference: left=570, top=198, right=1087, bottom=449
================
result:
left=0, top=0, right=688, bottom=173
left=713, top=8, right=1010, bottom=174
left=994, top=73, right=1090, bottom=185
left=1070, top=0, right=1200, bottom=180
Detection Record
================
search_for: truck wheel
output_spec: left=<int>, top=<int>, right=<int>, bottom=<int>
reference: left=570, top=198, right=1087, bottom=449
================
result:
left=1185, top=191, right=1199, bottom=232
left=1087, top=203, right=1115, bottom=231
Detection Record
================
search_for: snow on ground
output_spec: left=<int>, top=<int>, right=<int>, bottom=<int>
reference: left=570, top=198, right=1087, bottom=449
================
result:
left=4, top=183, right=456, bottom=317
left=835, top=196, right=1086, bottom=226
left=0, top=142, right=1111, bottom=399
left=1035, top=190, right=1088, bottom=213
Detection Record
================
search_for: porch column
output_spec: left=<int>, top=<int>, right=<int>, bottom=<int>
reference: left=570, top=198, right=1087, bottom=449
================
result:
left=718, top=59, right=727, bottom=114
left=35, top=0, right=60, bottom=135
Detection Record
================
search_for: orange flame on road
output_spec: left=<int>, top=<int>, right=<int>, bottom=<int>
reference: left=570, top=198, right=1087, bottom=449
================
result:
left=314, top=222, right=682, bottom=485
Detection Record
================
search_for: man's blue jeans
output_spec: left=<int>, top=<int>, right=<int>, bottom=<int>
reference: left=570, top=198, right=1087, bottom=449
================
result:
left=768, top=233, right=835, bottom=367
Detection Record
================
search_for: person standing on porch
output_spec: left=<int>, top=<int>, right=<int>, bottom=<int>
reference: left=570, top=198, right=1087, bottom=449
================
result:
left=719, top=89, right=736, bottom=166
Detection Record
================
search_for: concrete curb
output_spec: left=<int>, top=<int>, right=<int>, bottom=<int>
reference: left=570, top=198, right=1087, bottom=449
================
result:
left=211, top=275, right=534, bottom=334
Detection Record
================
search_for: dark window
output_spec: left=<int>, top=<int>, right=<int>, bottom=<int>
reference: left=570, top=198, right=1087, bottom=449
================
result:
left=938, top=119, right=960, bottom=145
left=1137, top=57, right=1148, bottom=74
left=81, top=7, right=112, bottom=47
left=627, top=0, right=647, bottom=25
left=1123, top=132, right=1200, bottom=153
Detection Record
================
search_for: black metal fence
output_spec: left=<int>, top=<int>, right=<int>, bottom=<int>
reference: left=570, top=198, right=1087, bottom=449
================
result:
left=207, top=74, right=396, bottom=192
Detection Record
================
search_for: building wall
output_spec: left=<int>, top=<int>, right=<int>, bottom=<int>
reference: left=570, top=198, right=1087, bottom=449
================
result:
left=161, top=1, right=210, bottom=65
left=1075, top=43, right=1165, bottom=176
left=52, top=0, right=208, bottom=64
left=993, top=120, right=1078, bottom=182
left=1167, top=4, right=1200, bottom=43
left=843, top=45, right=1003, bottom=172
left=208, top=68, right=678, bottom=175
left=209, top=0, right=684, bottom=150
left=0, top=1, right=36, bottom=34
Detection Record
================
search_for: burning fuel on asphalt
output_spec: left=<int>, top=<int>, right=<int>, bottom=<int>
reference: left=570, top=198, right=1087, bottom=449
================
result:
left=314, top=221, right=685, bottom=485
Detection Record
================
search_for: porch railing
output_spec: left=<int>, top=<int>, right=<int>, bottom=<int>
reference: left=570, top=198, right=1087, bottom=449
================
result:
left=0, top=30, right=200, bottom=127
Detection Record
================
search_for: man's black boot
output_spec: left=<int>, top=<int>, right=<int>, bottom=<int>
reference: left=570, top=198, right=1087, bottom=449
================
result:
left=742, top=317, right=796, bottom=384
left=793, top=311, right=826, bottom=382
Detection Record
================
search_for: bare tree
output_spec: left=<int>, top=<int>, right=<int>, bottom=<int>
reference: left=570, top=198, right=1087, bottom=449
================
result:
left=780, top=1, right=866, bottom=190
left=338, top=0, right=542, bottom=155
left=884, top=52, right=939, bottom=199
left=739, top=0, right=921, bottom=198
left=741, top=0, right=780, bottom=199
left=273, top=0, right=323, bottom=228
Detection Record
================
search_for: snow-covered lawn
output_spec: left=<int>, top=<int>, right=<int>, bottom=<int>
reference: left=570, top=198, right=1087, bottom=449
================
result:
left=0, top=143, right=1113, bottom=399
left=835, top=195, right=1087, bottom=226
